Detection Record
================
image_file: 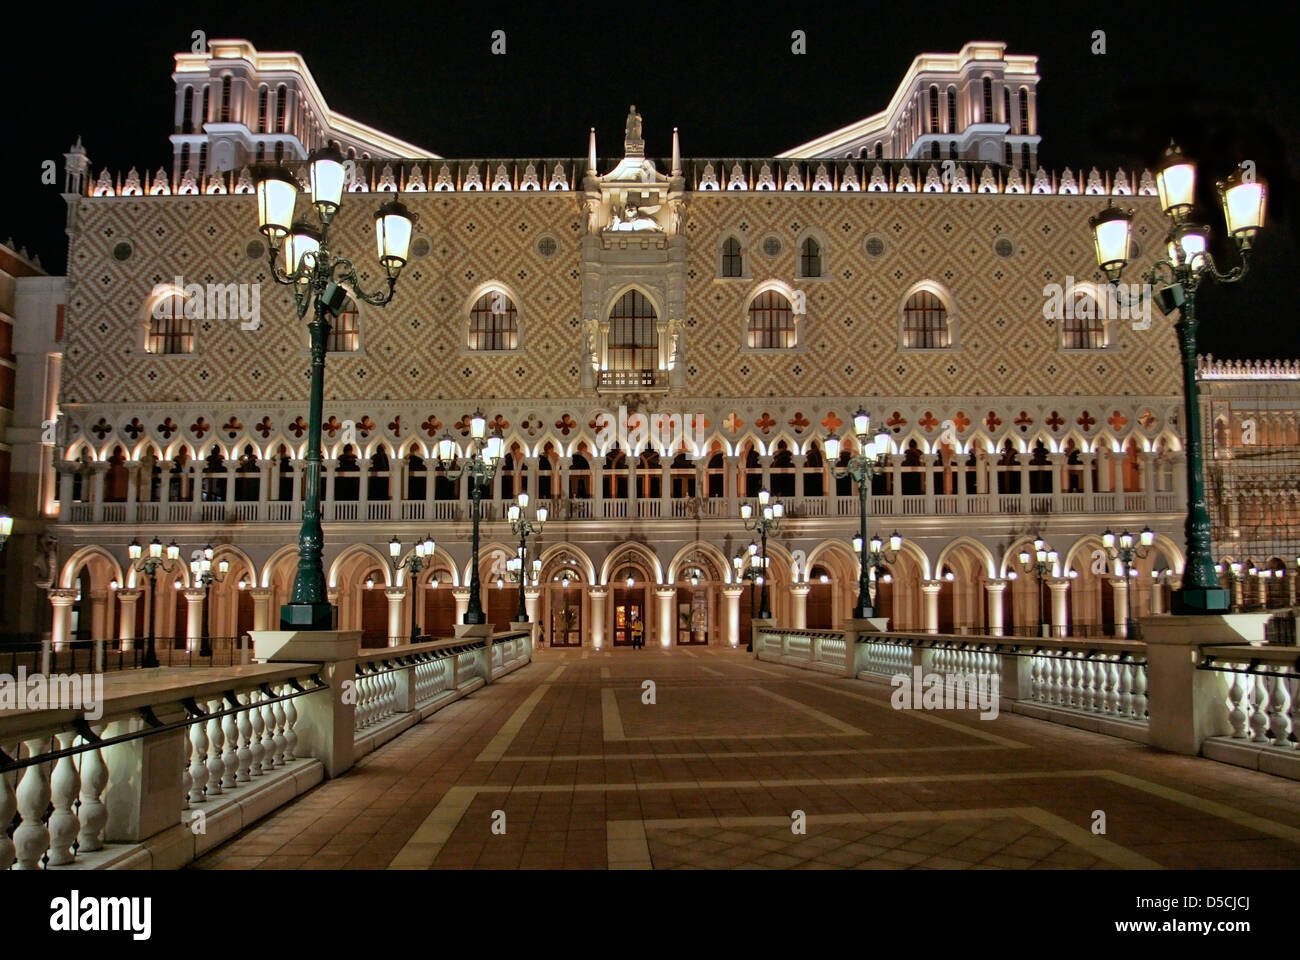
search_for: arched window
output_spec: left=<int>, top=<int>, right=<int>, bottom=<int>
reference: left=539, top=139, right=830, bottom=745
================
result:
left=607, top=290, right=657, bottom=376
left=1021, top=144, right=1030, bottom=170
left=235, top=446, right=260, bottom=502
left=198, top=88, right=209, bottom=130
left=274, top=142, right=284, bottom=163
left=147, top=290, right=195, bottom=354
left=202, top=445, right=226, bottom=501
left=275, top=84, right=288, bottom=133
left=721, top=236, right=743, bottom=277
left=198, top=144, right=208, bottom=176
left=798, top=237, right=822, bottom=278
left=1062, top=299, right=1106, bottom=349
left=328, top=303, right=360, bottom=352
left=747, top=290, right=795, bottom=349
left=947, top=86, right=957, bottom=133
left=335, top=445, right=359, bottom=501
left=902, top=288, right=951, bottom=349
left=406, top=445, right=426, bottom=501
left=1019, top=88, right=1030, bottom=135
left=949, top=142, right=958, bottom=161
left=257, top=85, right=269, bottom=132
left=1003, top=88, right=1011, bottom=128
left=874, top=142, right=884, bottom=160
left=931, top=142, right=941, bottom=160
left=981, top=77, right=993, bottom=123
left=368, top=448, right=390, bottom=502
left=928, top=86, right=940, bottom=133
left=569, top=452, right=591, bottom=499
left=179, top=144, right=191, bottom=175
left=182, top=87, right=194, bottom=132
left=468, top=290, right=519, bottom=350
left=220, top=75, right=232, bottom=122
left=105, top=447, right=129, bottom=502
left=1004, top=144, right=1012, bottom=167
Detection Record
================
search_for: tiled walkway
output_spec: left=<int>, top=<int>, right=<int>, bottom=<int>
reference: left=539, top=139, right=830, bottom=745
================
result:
left=190, top=645, right=1300, bottom=869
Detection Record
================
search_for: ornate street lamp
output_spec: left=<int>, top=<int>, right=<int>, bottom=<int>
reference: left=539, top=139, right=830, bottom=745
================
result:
left=189, top=544, right=230, bottom=658
left=390, top=534, right=435, bottom=640
left=825, top=409, right=894, bottom=618
left=740, top=489, right=784, bottom=619
left=852, top=530, right=903, bottom=619
left=436, top=411, right=503, bottom=624
left=1101, top=527, right=1154, bottom=638
left=733, top=548, right=766, bottom=651
left=1089, top=144, right=1265, bottom=615
left=127, top=537, right=181, bottom=668
left=1015, top=538, right=1058, bottom=638
left=507, top=492, right=547, bottom=622
left=255, top=150, right=415, bottom=630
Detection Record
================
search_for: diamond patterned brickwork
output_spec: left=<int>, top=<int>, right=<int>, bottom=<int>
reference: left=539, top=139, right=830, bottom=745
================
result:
left=61, top=190, right=1176, bottom=435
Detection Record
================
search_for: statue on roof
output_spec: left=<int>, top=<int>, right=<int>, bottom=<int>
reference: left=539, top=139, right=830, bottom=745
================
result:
left=625, top=105, right=643, bottom=143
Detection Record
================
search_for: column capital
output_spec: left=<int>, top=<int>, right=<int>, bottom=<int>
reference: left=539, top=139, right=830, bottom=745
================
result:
left=654, top=586, right=676, bottom=600
left=588, top=585, right=609, bottom=599
left=721, top=586, right=744, bottom=599
left=115, top=588, right=143, bottom=602
left=984, top=579, right=1008, bottom=592
left=1046, top=577, right=1072, bottom=592
left=384, top=588, right=407, bottom=601
left=920, top=580, right=943, bottom=594
left=789, top=583, right=811, bottom=597
left=248, top=588, right=273, bottom=601
left=452, top=588, right=471, bottom=602
left=183, top=588, right=207, bottom=602
left=524, top=587, right=541, bottom=600
left=49, top=588, right=78, bottom=605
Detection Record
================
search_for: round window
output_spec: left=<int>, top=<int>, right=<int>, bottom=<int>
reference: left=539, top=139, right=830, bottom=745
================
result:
left=411, top=237, right=432, bottom=259
left=536, top=235, right=558, bottom=258
left=245, top=239, right=264, bottom=260
left=112, top=241, right=133, bottom=262
left=993, top=237, right=1015, bottom=259
left=761, top=236, right=782, bottom=257
left=864, top=235, right=887, bottom=258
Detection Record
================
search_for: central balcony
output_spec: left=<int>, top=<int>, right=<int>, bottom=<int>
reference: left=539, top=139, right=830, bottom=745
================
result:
left=597, top=369, right=667, bottom=392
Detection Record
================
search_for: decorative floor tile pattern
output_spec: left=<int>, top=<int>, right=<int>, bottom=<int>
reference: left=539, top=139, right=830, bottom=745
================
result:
left=189, top=645, right=1300, bottom=870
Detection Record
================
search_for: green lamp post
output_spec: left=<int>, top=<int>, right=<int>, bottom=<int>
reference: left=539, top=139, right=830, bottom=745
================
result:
left=254, top=148, right=415, bottom=629
left=1089, top=144, right=1266, bottom=615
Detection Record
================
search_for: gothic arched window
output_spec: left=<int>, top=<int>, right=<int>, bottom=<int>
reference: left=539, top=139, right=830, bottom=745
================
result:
left=721, top=236, right=743, bottom=277
left=468, top=291, right=519, bottom=351
left=746, top=291, right=795, bottom=349
left=798, top=238, right=822, bottom=278
left=902, top=288, right=951, bottom=349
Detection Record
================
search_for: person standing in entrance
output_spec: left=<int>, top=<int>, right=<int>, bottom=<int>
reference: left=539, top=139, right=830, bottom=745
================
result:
left=631, top=614, right=644, bottom=649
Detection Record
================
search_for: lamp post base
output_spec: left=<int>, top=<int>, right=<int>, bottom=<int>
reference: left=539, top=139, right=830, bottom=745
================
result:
left=853, top=605, right=876, bottom=620
left=1171, top=586, right=1231, bottom=615
left=279, top=602, right=336, bottom=631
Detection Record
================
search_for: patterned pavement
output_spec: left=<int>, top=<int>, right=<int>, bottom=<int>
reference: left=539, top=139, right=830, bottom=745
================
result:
left=189, top=645, right=1300, bottom=870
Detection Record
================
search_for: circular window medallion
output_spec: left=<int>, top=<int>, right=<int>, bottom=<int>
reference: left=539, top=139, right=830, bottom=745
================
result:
left=1128, top=238, right=1141, bottom=259
left=411, top=236, right=432, bottom=259
left=245, top=239, right=265, bottom=260
left=993, top=236, right=1015, bottom=259
left=536, top=235, right=558, bottom=258
left=864, top=234, right=887, bottom=258
left=112, top=241, right=133, bottom=262
left=761, top=235, right=782, bottom=257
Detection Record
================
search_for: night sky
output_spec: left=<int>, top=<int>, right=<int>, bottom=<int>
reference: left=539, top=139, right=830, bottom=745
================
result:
left=8, top=1, right=1298, bottom=359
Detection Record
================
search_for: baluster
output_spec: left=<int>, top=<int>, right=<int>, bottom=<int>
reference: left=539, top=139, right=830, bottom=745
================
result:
left=1071, top=654, right=1085, bottom=709
left=1266, top=674, right=1292, bottom=748
left=14, top=738, right=52, bottom=870
left=1048, top=655, right=1061, bottom=705
left=47, top=731, right=82, bottom=865
left=1131, top=663, right=1148, bottom=720
left=0, top=742, right=18, bottom=869
left=1226, top=665, right=1247, bottom=737
left=247, top=693, right=266, bottom=776
left=189, top=709, right=209, bottom=803
left=271, top=694, right=288, bottom=763
left=281, top=686, right=298, bottom=761
left=205, top=698, right=224, bottom=796
left=1028, top=656, right=1041, bottom=701
left=1249, top=673, right=1271, bottom=743
left=1116, top=660, right=1132, bottom=718
left=181, top=720, right=192, bottom=808
left=76, top=724, right=109, bottom=853
left=222, top=701, right=240, bottom=788
left=260, top=693, right=278, bottom=770
left=1080, top=658, right=1095, bottom=712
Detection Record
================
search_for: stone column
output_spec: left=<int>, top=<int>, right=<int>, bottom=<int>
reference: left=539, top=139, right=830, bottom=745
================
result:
left=1150, top=577, right=1165, bottom=615
left=126, top=462, right=140, bottom=522
left=920, top=580, right=942, bottom=634
left=1049, top=453, right=1066, bottom=513
left=249, top=588, right=273, bottom=631
left=49, top=589, right=77, bottom=653
left=91, top=463, right=107, bottom=522
left=722, top=587, right=743, bottom=647
left=1110, top=577, right=1130, bottom=638
left=182, top=589, right=206, bottom=651
left=1047, top=578, right=1071, bottom=638
left=589, top=586, right=608, bottom=648
left=984, top=580, right=1007, bottom=637
left=656, top=587, right=675, bottom=648
left=384, top=588, right=407, bottom=644
left=89, top=588, right=109, bottom=643
left=524, top=587, right=540, bottom=624
left=116, top=589, right=142, bottom=650
left=789, top=583, right=810, bottom=629
left=453, top=588, right=470, bottom=625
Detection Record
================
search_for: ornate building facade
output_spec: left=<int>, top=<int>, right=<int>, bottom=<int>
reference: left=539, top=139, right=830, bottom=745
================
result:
left=38, top=38, right=1286, bottom=653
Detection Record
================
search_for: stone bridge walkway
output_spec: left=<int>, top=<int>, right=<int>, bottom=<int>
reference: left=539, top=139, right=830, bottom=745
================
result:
left=190, top=646, right=1300, bottom=870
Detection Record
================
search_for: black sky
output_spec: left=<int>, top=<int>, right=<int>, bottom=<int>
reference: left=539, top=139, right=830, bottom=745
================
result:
left=8, top=0, right=1298, bottom=358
